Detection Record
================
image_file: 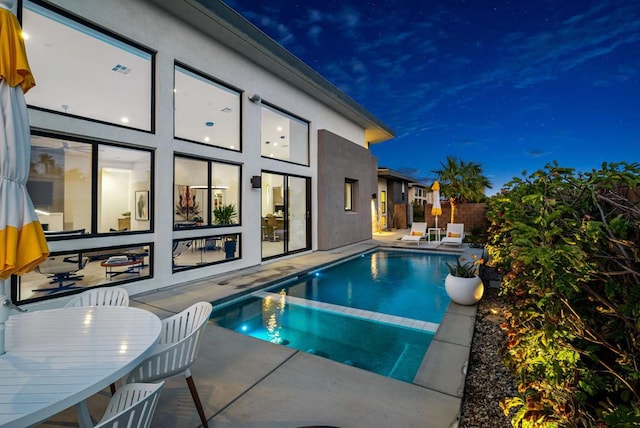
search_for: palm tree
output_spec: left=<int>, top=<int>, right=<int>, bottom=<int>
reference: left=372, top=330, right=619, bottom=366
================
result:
left=433, top=156, right=492, bottom=223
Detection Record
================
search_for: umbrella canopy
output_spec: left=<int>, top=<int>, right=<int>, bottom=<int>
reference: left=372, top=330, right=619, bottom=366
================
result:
left=0, top=5, right=48, bottom=280
left=431, top=181, right=442, bottom=228
left=1, top=2, right=48, bottom=354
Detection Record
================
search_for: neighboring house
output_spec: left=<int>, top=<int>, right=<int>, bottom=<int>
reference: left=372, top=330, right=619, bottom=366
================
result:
left=16, top=0, right=394, bottom=306
left=375, top=168, right=417, bottom=230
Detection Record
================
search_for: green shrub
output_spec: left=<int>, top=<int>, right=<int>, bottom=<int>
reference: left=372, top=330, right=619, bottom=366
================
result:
left=486, top=162, right=640, bottom=427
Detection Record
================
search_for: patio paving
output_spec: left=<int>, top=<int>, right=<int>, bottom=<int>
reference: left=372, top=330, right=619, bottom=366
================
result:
left=40, top=229, right=479, bottom=428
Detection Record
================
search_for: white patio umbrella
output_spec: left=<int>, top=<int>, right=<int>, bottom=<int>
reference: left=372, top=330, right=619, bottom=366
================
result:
left=0, top=1, right=49, bottom=354
left=431, top=181, right=442, bottom=228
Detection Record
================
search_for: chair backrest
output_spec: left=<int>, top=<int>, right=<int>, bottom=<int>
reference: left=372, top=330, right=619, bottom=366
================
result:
left=410, top=222, right=427, bottom=235
left=94, top=382, right=164, bottom=428
left=126, top=302, right=212, bottom=383
left=65, top=287, right=129, bottom=308
left=267, top=214, right=278, bottom=227
left=446, top=223, right=465, bottom=238
left=172, top=240, right=192, bottom=257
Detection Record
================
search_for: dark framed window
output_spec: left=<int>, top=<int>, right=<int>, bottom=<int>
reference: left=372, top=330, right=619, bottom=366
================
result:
left=172, top=234, right=240, bottom=272
left=260, top=103, right=309, bottom=165
left=174, top=63, right=241, bottom=150
left=173, top=155, right=241, bottom=229
left=15, top=243, right=153, bottom=304
left=29, top=134, right=153, bottom=235
left=23, top=0, right=155, bottom=131
left=345, top=179, right=356, bottom=211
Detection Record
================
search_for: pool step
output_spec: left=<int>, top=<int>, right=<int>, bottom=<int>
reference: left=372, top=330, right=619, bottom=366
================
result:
left=253, top=290, right=439, bottom=333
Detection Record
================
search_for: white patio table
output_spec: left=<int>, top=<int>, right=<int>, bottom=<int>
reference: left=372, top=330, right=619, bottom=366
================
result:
left=0, top=305, right=161, bottom=428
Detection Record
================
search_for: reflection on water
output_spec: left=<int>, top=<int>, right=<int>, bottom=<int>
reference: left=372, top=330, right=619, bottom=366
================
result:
left=262, top=289, right=287, bottom=344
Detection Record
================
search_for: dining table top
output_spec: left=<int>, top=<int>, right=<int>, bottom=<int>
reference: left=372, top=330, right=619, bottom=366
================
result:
left=0, top=305, right=161, bottom=428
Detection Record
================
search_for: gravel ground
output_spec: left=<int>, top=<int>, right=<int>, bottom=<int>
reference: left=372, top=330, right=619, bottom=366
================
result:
left=459, top=273, right=519, bottom=428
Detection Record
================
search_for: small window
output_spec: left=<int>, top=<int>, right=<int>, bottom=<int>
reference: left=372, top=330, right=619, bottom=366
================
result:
left=380, top=190, right=387, bottom=214
left=345, top=179, right=355, bottom=211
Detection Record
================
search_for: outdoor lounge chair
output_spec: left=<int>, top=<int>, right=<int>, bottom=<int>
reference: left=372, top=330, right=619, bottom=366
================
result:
left=440, top=223, right=465, bottom=247
left=400, top=222, right=427, bottom=244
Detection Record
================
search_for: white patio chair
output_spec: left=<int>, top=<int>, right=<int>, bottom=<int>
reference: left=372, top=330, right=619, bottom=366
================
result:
left=126, top=301, right=213, bottom=428
left=64, top=287, right=129, bottom=308
left=94, top=382, right=164, bottom=428
left=400, top=222, right=427, bottom=244
left=440, top=223, right=465, bottom=247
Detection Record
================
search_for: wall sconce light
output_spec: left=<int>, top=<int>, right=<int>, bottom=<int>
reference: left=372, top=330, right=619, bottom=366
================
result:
left=249, top=94, right=261, bottom=103
left=251, top=176, right=262, bottom=188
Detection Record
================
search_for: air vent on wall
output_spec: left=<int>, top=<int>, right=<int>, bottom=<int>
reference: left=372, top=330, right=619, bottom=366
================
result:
left=112, top=64, right=131, bottom=75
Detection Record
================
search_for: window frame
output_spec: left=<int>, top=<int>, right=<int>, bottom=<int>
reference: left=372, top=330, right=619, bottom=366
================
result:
left=260, top=102, right=310, bottom=166
left=22, top=0, right=156, bottom=132
left=173, top=62, right=242, bottom=151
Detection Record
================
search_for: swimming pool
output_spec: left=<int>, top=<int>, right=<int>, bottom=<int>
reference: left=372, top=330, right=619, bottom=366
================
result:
left=212, top=249, right=457, bottom=382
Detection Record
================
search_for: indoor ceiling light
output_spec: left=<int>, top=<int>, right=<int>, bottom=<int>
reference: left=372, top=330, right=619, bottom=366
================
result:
left=120, top=117, right=129, bottom=123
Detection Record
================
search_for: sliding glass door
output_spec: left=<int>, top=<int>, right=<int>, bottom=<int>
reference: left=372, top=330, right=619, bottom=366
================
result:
left=261, top=172, right=310, bottom=259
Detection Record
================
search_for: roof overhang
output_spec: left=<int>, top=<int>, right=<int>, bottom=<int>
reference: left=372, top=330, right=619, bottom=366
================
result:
left=147, top=0, right=395, bottom=144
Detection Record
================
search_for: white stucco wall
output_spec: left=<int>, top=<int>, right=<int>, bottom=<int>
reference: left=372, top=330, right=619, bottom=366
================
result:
left=26, top=0, right=373, bottom=306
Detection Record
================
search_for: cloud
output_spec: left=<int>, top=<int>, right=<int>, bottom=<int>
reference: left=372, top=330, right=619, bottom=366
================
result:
left=523, top=149, right=552, bottom=158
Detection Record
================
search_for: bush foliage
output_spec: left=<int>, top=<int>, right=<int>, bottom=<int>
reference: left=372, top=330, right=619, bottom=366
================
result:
left=485, top=162, right=640, bottom=427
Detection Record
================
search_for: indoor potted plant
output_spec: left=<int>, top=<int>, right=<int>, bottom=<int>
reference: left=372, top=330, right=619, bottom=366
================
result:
left=444, top=255, right=484, bottom=305
left=213, top=204, right=238, bottom=259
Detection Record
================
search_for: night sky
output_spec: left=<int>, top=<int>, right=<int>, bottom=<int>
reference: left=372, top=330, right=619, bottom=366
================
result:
left=223, top=0, right=640, bottom=193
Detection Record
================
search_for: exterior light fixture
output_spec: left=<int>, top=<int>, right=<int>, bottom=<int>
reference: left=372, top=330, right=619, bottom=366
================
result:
left=249, top=94, right=261, bottom=103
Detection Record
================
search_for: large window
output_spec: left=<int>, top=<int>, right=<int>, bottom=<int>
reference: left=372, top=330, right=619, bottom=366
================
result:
left=174, top=64, right=241, bottom=150
left=23, top=0, right=154, bottom=131
left=30, top=134, right=153, bottom=234
left=174, top=156, right=241, bottom=228
left=172, top=234, right=240, bottom=272
left=261, top=104, right=309, bottom=165
left=16, top=244, right=153, bottom=304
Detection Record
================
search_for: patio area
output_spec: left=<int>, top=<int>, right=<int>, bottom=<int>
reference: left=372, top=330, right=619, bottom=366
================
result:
left=41, top=229, right=480, bottom=428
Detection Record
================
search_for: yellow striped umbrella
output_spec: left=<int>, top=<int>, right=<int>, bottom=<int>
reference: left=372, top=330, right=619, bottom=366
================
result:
left=431, top=181, right=442, bottom=228
left=0, top=5, right=48, bottom=279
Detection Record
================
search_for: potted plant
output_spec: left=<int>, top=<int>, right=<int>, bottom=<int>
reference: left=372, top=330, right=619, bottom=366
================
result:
left=213, top=204, right=237, bottom=225
left=213, top=204, right=238, bottom=259
left=444, top=255, right=484, bottom=305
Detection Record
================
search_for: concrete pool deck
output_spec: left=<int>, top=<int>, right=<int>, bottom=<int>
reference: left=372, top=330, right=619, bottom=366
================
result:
left=42, top=230, right=482, bottom=428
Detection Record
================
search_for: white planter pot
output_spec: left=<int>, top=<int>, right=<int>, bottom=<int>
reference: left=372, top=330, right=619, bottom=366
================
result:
left=445, top=274, right=484, bottom=305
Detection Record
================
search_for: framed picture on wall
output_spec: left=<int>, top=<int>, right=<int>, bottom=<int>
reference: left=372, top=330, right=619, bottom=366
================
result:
left=135, top=190, right=149, bottom=221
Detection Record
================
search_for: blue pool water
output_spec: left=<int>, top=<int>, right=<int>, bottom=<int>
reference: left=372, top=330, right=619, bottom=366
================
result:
left=212, top=250, right=457, bottom=382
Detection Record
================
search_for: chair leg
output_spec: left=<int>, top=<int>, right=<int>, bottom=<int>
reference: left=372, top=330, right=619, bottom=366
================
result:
left=109, top=382, right=116, bottom=395
left=186, top=375, right=209, bottom=428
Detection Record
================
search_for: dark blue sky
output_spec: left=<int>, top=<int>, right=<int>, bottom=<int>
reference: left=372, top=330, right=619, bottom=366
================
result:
left=224, top=0, right=639, bottom=193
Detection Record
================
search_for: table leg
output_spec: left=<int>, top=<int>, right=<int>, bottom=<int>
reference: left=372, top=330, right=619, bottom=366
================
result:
left=75, top=400, right=93, bottom=427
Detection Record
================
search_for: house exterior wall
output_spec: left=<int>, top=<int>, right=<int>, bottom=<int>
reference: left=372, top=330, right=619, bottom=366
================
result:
left=23, top=0, right=391, bottom=309
left=317, top=130, right=377, bottom=250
